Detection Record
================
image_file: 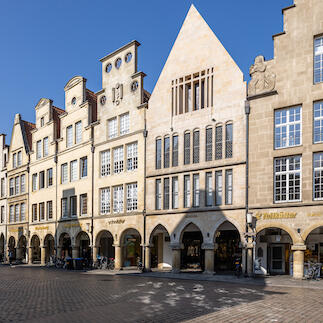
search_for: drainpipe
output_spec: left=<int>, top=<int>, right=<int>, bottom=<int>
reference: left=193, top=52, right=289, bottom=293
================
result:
left=54, top=142, right=58, bottom=258
left=91, top=126, right=95, bottom=266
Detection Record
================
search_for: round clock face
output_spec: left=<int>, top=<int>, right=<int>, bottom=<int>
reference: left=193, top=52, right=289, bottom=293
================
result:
left=131, top=81, right=138, bottom=92
left=106, top=63, right=112, bottom=73
left=100, top=95, right=106, bottom=105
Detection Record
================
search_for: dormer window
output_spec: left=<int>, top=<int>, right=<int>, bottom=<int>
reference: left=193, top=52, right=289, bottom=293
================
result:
left=40, top=117, right=44, bottom=127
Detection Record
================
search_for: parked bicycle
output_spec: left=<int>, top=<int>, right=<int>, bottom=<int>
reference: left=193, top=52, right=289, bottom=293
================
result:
left=305, top=262, right=321, bottom=280
left=107, top=258, right=115, bottom=270
left=234, top=256, right=242, bottom=278
left=136, top=257, right=143, bottom=271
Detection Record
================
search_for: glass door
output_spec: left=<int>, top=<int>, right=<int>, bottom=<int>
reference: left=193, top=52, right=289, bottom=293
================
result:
left=271, top=245, right=285, bottom=273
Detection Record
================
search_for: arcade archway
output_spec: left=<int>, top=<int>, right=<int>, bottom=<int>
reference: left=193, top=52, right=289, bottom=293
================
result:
left=59, top=233, right=72, bottom=259
left=8, top=236, right=16, bottom=261
left=30, top=235, right=41, bottom=263
left=121, top=228, right=142, bottom=267
left=75, top=231, right=91, bottom=260
left=17, top=235, right=27, bottom=263
left=0, top=234, right=5, bottom=262
left=95, top=230, right=114, bottom=259
left=44, top=234, right=55, bottom=263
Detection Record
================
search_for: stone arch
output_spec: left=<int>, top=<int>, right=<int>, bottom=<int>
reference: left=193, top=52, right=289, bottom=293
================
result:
left=119, top=227, right=142, bottom=246
left=120, top=228, right=142, bottom=267
left=17, top=235, right=27, bottom=262
left=301, top=222, right=323, bottom=242
left=210, top=217, right=245, bottom=244
left=8, top=236, right=16, bottom=249
left=30, top=234, right=41, bottom=263
left=44, top=234, right=55, bottom=263
left=95, top=230, right=114, bottom=259
left=149, top=224, right=170, bottom=245
left=256, top=223, right=300, bottom=244
left=95, top=230, right=114, bottom=247
left=58, top=232, right=72, bottom=258
left=173, top=219, right=204, bottom=243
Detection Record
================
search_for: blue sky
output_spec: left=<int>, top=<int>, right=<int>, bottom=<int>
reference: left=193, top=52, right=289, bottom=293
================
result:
left=0, top=0, right=292, bottom=141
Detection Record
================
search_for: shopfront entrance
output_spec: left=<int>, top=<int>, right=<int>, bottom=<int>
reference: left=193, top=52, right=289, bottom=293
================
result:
left=305, top=226, right=323, bottom=276
left=8, top=236, right=16, bottom=261
left=44, top=234, right=55, bottom=263
left=30, top=235, right=41, bottom=263
left=59, top=233, right=72, bottom=259
left=0, top=234, right=5, bottom=262
left=17, top=235, right=27, bottom=263
left=76, top=231, right=91, bottom=260
left=96, top=230, right=114, bottom=259
left=122, top=229, right=141, bottom=267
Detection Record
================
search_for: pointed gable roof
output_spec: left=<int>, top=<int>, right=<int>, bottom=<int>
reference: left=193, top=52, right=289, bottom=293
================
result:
left=21, top=120, right=35, bottom=153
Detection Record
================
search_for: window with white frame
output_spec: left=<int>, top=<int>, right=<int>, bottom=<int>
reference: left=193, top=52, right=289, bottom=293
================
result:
left=193, top=174, right=200, bottom=207
left=39, top=171, right=45, bottom=189
left=47, top=168, right=53, bottom=187
left=275, top=106, right=301, bottom=149
left=70, top=196, right=77, bottom=216
left=184, top=175, right=191, bottom=208
left=108, top=118, right=117, bottom=139
left=101, top=188, right=111, bottom=214
left=9, top=178, right=14, bottom=196
left=75, top=121, right=82, bottom=144
left=80, top=194, right=87, bottom=216
left=184, top=132, right=191, bottom=165
left=113, top=185, right=124, bottom=213
left=156, top=139, right=162, bottom=169
left=20, top=203, right=26, bottom=221
left=13, top=153, right=17, bottom=168
left=274, top=156, right=301, bottom=202
left=61, top=198, right=68, bottom=218
left=39, top=202, right=45, bottom=221
left=36, top=140, right=42, bottom=159
left=172, top=135, right=178, bottom=167
left=206, top=127, right=213, bottom=161
left=164, top=137, right=170, bottom=168
left=163, top=178, right=170, bottom=210
left=15, top=177, right=19, bottom=195
left=126, top=183, right=137, bottom=211
left=61, top=163, right=68, bottom=184
left=20, top=174, right=25, bottom=193
left=313, top=152, right=323, bottom=200
left=70, top=160, right=78, bottom=181
left=32, top=174, right=37, bottom=191
left=101, top=150, right=111, bottom=176
left=43, top=137, right=49, bottom=157
left=215, top=171, right=223, bottom=205
left=127, top=143, right=138, bottom=171
left=314, top=36, right=323, bottom=84
left=32, top=204, right=37, bottom=222
left=15, top=204, right=19, bottom=222
left=206, top=172, right=213, bottom=206
left=113, top=146, right=124, bottom=174
left=66, top=125, right=73, bottom=147
left=155, top=179, right=162, bottom=210
left=47, top=201, right=53, bottom=219
left=225, top=169, right=233, bottom=205
left=120, top=113, right=130, bottom=135
left=9, top=205, right=14, bottom=223
left=172, top=177, right=179, bottom=209
left=80, top=157, right=88, bottom=178
left=314, top=101, right=323, bottom=143
left=17, top=151, right=22, bottom=166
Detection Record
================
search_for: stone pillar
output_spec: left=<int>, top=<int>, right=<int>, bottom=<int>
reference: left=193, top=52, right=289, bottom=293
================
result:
left=157, top=233, right=163, bottom=269
left=246, top=242, right=254, bottom=276
left=202, top=244, right=214, bottom=274
left=41, top=247, right=46, bottom=266
left=171, top=244, right=181, bottom=273
left=145, top=245, right=151, bottom=271
left=93, top=246, right=98, bottom=263
left=72, top=246, right=79, bottom=259
left=114, top=245, right=122, bottom=270
left=57, top=247, right=62, bottom=259
left=241, top=247, right=246, bottom=274
left=292, top=244, right=306, bottom=279
left=29, top=247, right=33, bottom=264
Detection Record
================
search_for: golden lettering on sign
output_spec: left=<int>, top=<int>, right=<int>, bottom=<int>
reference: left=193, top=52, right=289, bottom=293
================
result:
left=255, top=211, right=297, bottom=220
left=63, top=223, right=83, bottom=229
left=307, top=213, right=322, bottom=217
left=8, top=228, right=19, bottom=233
left=35, top=226, right=49, bottom=231
left=108, top=219, right=125, bottom=225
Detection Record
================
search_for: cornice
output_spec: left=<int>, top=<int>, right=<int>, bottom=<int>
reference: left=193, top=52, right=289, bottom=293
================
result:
left=99, top=40, right=140, bottom=63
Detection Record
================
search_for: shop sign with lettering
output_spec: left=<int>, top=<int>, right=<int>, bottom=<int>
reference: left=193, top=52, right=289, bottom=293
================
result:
left=108, top=219, right=125, bottom=225
left=255, top=211, right=297, bottom=220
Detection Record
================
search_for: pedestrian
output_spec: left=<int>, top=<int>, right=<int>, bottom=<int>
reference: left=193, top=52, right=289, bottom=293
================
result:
left=8, top=250, right=13, bottom=266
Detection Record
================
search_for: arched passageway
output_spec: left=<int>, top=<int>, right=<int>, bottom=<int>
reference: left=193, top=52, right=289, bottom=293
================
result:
left=44, top=234, right=55, bottom=263
left=96, top=230, right=114, bottom=259
left=17, top=235, right=27, bottom=263
left=121, top=228, right=142, bottom=267
left=75, top=231, right=91, bottom=260
left=0, top=234, right=5, bottom=262
left=30, top=235, right=41, bottom=263
left=59, top=233, right=72, bottom=259
left=8, top=236, right=16, bottom=262
left=305, top=226, right=323, bottom=277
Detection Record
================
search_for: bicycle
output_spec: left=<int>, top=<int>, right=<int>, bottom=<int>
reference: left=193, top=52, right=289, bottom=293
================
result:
left=136, top=257, right=143, bottom=271
left=305, top=262, right=321, bottom=280
left=107, top=258, right=115, bottom=270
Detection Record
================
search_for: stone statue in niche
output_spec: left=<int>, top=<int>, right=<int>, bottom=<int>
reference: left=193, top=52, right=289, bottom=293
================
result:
left=248, top=55, right=276, bottom=96
left=112, top=83, right=123, bottom=105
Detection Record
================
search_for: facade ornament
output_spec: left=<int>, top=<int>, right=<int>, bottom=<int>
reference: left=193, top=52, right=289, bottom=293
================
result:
left=248, top=55, right=276, bottom=96
left=112, top=83, right=123, bottom=105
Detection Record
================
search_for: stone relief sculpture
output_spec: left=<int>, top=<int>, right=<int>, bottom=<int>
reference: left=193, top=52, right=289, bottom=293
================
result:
left=112, top=83, right=123, bottom=105
left=248, top=55, right=276, bottom=96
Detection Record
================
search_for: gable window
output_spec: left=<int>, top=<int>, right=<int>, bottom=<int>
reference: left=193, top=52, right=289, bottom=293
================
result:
left=156, top=138, right=162, bottom=169
left=225, top=169, right=233, bottom=205
left=113, top=185, right=124, bottom=213
left=101, top=188, right=111, bottom=214
left=101, top=150, right=111, bottom=176
left=70, top=160, right=78, bottom=181
left=80, top=194, right=87, bottom=216
left=314, top=101, right=323, bottom=143
left=164, top=137, right=170, bottom=168
left=32, top=174, right=37, bottom=192
left=193, top=130, right=200, bottom=163
left=17, top=151, right=22, bottom=166
left=36, top=140, right=42, bottom=159
left=47, top=168, right=53, bottom=187
left=66, top=125, right=73, bottom=147
left=313, top=152, right=323, bottom=200
left=61, top=163, right=68, bottom=184
left=43, top=137, right=49, bottom=157
left=184, top=132, right=191, bottom=165
left=163, top=178, right=170, bottom=210
left=120, top=113, right=130, bottom=135
left=108, top=118, right=117, bottom=139
left=314, top=36, right=323, bottom=84
left=80, top=157, right=88, bottom=178
left=127, top=143, right=138, bottom=171
left=40, top=117, right=44, bottom=127
left=206, top=127, right=213, bottom=161
left=75, top=121, right=82, bottom=144
left=39, top=171, right=45, bottom=189
left=215, top=125, right=223, bottom=160
left=184, top=175, right=191, bottom=208
left=155, top=179, right=162, bottom=210
left=225, top=123, right=233, bottom=158
left=126, top=183, right=137, bottom=212
left=13, top=153, right=17, bottom=168
left=275, top=107, right=301, bottom=149
left=172, top=135, right=178, bottom=167
left=113, top=146, right=124, bottom=174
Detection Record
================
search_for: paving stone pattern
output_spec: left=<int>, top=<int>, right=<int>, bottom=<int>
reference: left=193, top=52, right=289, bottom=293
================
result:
left=0, top=266, right=322, bottom=323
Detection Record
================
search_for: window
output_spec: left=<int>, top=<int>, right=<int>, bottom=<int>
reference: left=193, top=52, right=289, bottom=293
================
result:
left=113, top=185, right=124, bottom=213
left=156, top=139, right=162, bottom=169
left=9, top=178, right=14, bottom=196
left=43, top=137, right=49, bottom=157
left=185, top=83, right=192, bottom=112
left=193, top=174, right=200, bottom=207
left=184, top=175, right=191, bottom=208
left=155, top=179, right=162, bottom=210
left=172, top=177, right=179, bottom=209
left=80, top=194, right=87, bottom=216
left=40, top=117, right=44, bottom=127
left=75, top=121, right=82, bottom=144
left=70, top=160, right=78, bottom=181
left=32, top=174, right=37, bottom=191
left=184, top=132, right=191, bottom=165
left=13, top=153, right=17, bottom=168
left=120, top=113, right=130, bottom=135
left=113, top=147, right=124, bottom=174
left=20, top=174, right=25, bottom=193
left=66, top=125, right=73, bottom=147
left=39, top=202, right=45, bottom=221
left=1, top=206, right=4, bottom=223
left=206, top=127, right=213, bottom=161
left=101, top=188, right=111, bottom=214
left=275, top=107, right=301, bottom=149
left=61, top=198, right=68, bottom=218
left=163, top=178, right=170, bottom=210
left=17, top=151, right=22, bottom=166
left=32, top=204, right=38, bottom=222
left=274, top=156, right=301, bottom=202
left=39, top=171, right=45, bottom=189
left=36, top=140, right=42, bottom=159
left=9, top=205, right=14, bottom=223
left=20, top=203, right=26, bottom=221
left=314, top=36, right=323, bottom=84
left=206, top=172, right=213, bottom=206
left=164, top=137, right=170, bottom=168
left=80, top=157, right=88, bottom=178
left=47, top=201, right=53, bottom=219
left=225, top=169, right=233, bottom=205
left=108, top=118, right=117, bottom=139
left=314, top=101, right=323, bottom=143
left=15, top=204, right=19, bottom=222
left=193, top=130, right=200, bottom=164
left=127, top=183, right=138, bottom=211
left=70, top=196, right=77, bottom=217
left=215, top=125, right=223, bottom=160
left=314, top=153, right=323, bottom=200
left=194, top=82, right=199, bottom=110
left=61, top=163, right=68, bottom=184
left=15, top=177, right=19, bottom=195
left=172, top=135, right=178, bottom=167
left=127, top=143, right=138, bottom=171
left=47, top=168, right=53, bottom=187
left=101, top=150, right=111, bottom=176
left=225, top=123, right=233, bottom=158
left=1, top=178, right=4, bottom=197
left=215, top=171, right=223, bottom=205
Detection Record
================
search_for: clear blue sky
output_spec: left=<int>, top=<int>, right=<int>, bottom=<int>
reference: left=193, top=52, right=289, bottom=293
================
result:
left=0, top=0, right=292, bottom=141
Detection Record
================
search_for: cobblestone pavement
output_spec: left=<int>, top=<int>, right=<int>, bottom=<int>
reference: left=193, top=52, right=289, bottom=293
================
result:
left=0, top=266, right=322, bottom=323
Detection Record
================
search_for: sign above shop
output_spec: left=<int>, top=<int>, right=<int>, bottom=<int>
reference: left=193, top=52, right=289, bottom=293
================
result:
left=35, top=226, right=49, bottom=231
left=108, top=219, right=125, bottom=225
left=307, top=213, right=323, bottom=217
left=255, top=211, right=297, bottom=220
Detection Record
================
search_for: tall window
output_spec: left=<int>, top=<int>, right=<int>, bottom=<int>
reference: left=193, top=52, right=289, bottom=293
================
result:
left=9, top=205, right=14, bottom=223
left=101, top=188, right=111, bottom=214
left=314, top=101, right=323, bottom=143
left=314, top=36, right=323, bottom=84
left=61, top=163, right=68, bottom=184
left=127, top=143, right=138, bottom=171
left=101, top=150, right=111, bottom=176
left=113, top=146, right=124, bottom=174
left=185, top=83, right=192, bottom=112
left=32, top=204, right=38, bottom=222
left=193, top=174, right=200, bottom=207
left=70, top=160, right=78, bottom=181
left=274, top=156, right=301, bottom=202
left=1, top=178, right=4, bottom=197
left=215, top=171, right=222, bottom=206
left=156, top=139, right=162, bottom=169
left=194, top=82, right=199, bottom=110
left=155, top=179, right=162, bottom=210
left=225, top=169, right=233, bottom=205
left=215, top=125, right=223, bottom=160
left=43, top=137, right=49, bottom=157
left=61, top=198, right=68, bottom=218
left=163, top=178, right=170, bottom=209
left=314, top=152, right=323, bottom=200
left=17, top=151, right=22, bottom=166
left=20, top=203, right=26, bottom=221
left=47, top=201, right=53, bottom=219
left=113, top=185, right=124, bottom=213
left=0, top=206, right=4, bottom=223
left=206, top=127, right=213, bottom=161
left=14, top=204, right=19, bottom=222
left=66, top=125, right=73, bottom=147
left=47, top=168, right=53, bottom=187
left=13, top=153, right=17, bottom=168
left=126, top=183, right=137, bottom=211
left=184, top=175, right=191, bottom=208
left=172, top=177, right=179, bottom=209
left=36, top=140, right=42, bottom=159
left=120, top=113, right=130, bottom=135
left=75, top=121, right=82, bottom=144
left=172, top=135, right=178, bottom=167
left=80, top=157, right=88, bottom=178
left=40, top=117, right=44, bottom=127
left=184, top=132, right=191, bottom=165
left=206, top=172, right=213, bottom=206
left=70, top=196, right=77, bottom=216
left=20, top=174, right=25, bottom=193
left=9, top=178, right=14, bottom=196
left=164, top=137, right=170, bottom=168
left=15, top=177, right=19, bottom=195
left=80, top=194, right=87, bottom=216
left=225, top=123, right=233, bottom=158
left=108, top=118, right=117, bottom=139
left=193, top=130, right=200, bottom=164
left=39, top=203, right=45, bottom=221
left=275, top=107, right=301, bottom=149
left=39, top=171, right=45, bottom=189
left=32, top=174, right=37, bottom=192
